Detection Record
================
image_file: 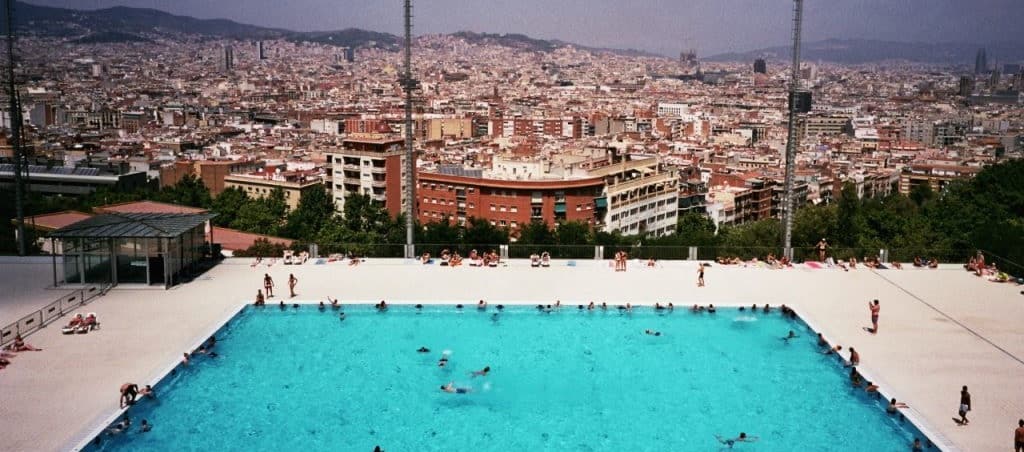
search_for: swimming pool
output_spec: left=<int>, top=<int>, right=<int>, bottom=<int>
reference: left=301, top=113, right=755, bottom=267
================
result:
left=85, top=305, right=931, bottom=451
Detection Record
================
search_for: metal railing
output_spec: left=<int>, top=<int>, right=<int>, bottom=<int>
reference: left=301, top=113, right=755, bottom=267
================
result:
left=229, top=242, right=1004, bottom=269
left=0, top=284, right=110, bottom=347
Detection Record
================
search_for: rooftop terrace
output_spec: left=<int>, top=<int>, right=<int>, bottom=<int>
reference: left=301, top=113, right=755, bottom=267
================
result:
left=0, top=257, right=1021, bottom=451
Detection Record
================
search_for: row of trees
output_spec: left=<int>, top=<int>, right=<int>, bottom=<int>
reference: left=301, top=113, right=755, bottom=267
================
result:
left=3, top=160, right=1021, bottom=270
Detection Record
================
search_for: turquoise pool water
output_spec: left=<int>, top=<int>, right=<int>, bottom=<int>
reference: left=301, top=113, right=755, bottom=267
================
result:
left=86, top=305, right=930, bottom=451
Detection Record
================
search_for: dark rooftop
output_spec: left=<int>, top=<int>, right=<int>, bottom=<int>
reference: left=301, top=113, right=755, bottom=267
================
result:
left=49, top=213, right=216, bottom=239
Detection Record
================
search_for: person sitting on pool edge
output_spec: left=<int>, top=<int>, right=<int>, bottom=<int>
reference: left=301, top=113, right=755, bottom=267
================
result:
left=441, top=382, right=471, bottom=394
left=477, top=300, right=487, bottom=310
left=887, top=398, right=909, bottom=414
left=470, top=366, right=490, bottom=377
left=716, top=432, right=758, bottom=448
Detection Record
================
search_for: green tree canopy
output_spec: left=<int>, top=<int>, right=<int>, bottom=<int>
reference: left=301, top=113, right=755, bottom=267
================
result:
left=210, top=187, right=249, bottom=227
left=283, top=186, right=336, bottom=241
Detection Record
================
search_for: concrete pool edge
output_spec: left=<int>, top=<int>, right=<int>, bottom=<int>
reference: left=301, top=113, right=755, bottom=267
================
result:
left=796, top=311, right=958, bottom=452
left=67, top=301, right=249, bottom=452
left=70, top=301, right=955, bottom=452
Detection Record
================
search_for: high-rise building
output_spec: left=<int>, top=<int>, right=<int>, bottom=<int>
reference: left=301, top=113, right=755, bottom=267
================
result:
left=257, top=41, right=266, bottom=60
left=753, top=58, right=767, bottom=74
left=975, top=48, right=988, bottom=75
left=220, top=45, right=234, bottom=72
left=989, top=67, right=1001, bottom=88
left=343, top=47, right=355, bottom=63
left=958, top=75, right=975, bottom=97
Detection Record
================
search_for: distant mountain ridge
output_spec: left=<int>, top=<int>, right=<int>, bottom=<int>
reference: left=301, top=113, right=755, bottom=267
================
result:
left=449, top=31, right=661, bottom=57
left=3, top=1, right=400, bottom=50
left=4, top=1, right=654, bottom=57
left=706, top=38, right=1024, bottom=65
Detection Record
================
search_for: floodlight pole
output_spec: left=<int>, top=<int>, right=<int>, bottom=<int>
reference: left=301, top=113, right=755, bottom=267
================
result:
left=5, top=0, right=25, bottom=256
left=782, top=0, right=803, bottom=260
left=402, top=0, right=416, bottom=258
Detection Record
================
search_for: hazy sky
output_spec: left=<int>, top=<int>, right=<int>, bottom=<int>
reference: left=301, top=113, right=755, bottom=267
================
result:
left=26, top=0, right=1024, bottom=56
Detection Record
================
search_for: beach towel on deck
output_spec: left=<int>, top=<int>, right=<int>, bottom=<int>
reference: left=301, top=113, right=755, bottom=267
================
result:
left=805, top=261, right=824, bottom=269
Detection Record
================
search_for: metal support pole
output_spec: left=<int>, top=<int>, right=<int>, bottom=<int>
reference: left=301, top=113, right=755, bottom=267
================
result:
left=51, top=238, right=57, bottom=287
left=402, top=0, right=416, bottom=258
left=4, top=0, right=26, bottom=256
left=781, top=0, right=804, bottom=261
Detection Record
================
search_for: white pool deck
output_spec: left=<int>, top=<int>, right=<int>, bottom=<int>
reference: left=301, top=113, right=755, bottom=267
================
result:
left=1, top=257, right=1022, bottom=452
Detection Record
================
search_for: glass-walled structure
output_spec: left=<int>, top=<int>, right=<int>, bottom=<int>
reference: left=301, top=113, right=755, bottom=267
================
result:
left=49, top=213, right=216, bottom=288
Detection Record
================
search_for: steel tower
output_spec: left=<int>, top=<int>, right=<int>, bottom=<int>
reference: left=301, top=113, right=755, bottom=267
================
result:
left=781, top=0, right=803, bottom=260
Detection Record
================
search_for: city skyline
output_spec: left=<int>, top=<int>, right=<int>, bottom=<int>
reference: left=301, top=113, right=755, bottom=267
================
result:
left=23, top=0, right=1024, bottom=57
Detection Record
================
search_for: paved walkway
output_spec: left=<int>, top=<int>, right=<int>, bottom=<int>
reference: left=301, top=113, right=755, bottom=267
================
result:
left=0, top=256, right=71, bottom=325
left=0, top=258, right=1021, bottom=452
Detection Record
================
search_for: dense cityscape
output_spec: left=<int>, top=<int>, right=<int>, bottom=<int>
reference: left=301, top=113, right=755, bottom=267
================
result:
left=2, top=1, right=1022, bottom=262
left=1, top=1, right=1023, bottom=452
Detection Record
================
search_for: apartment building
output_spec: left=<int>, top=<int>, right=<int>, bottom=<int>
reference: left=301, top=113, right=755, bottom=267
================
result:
left=224, top=170, right=323, bottom=211
left=326, top=134, right=408, bottom=217
left=588, top=157, right=679, bottom=237
left=416, top=170, right=604, bottom=232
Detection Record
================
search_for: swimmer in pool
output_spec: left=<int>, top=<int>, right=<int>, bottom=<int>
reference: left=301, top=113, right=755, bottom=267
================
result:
left=645, top=329, right=662, bottom=336
left=417, top=347, right=430, bottom=353
left=441, top=382, right=471, bottom=394
left=716, top=432, right=758, bottom=448
left=470, top=366, right=490, bottom=377
left=782, top=330, right=798, bottom=342
left=587, top=301, right=595, bottom=310
left=438, top=353, right=449, bottom=368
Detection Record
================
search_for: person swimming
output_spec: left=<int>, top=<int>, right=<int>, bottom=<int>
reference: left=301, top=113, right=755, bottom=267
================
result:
left=440, top=382, right=471, bottom=394
left=470, top=366, right=490, bottom=377
left=645, top=329, right=662, bottom=337
left=318, top=301, right=325, bottom=311
left=716, top=432, right=758, bottom=448
left=782, top=330, right=798, bottom=342
left=417, top=347, right=430, bottom=353
left=438, top=353, right=450, bottom=368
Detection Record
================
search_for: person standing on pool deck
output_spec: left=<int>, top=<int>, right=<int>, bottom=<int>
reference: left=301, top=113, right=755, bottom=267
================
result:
left=868, top=299, right=880, bottom=334
left=958, top=385, right=972, bottom=425
left=817, top=238, right=828, bottom=262
left=697, top=263, right=705, bottom=287
left=288, top=273, right=298, bottom=298
left=263, top=273, right=274, bottom=297
left=1014, top=419, right=1024, bottom=452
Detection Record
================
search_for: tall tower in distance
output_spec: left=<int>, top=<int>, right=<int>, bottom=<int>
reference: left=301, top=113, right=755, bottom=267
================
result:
left=257, top=41, right=266, bottom=60
left=221, top=45, right=234, bottom=72
left=974, top=48, right=988, bottom=74
left=753, top=58, right=767, bottom=74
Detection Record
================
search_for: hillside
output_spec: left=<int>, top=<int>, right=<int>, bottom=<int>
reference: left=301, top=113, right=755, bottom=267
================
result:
left=706, top=38, right=1024, bottom=65
left=2, top=1, right=397, bottom=49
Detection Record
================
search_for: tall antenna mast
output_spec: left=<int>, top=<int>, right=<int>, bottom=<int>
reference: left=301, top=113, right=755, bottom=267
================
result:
left=5, top=0, right=25, bottom=256
left=402, top=0, right=416, bottom=258
left=782, top=0, right=803, bottom=261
